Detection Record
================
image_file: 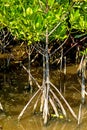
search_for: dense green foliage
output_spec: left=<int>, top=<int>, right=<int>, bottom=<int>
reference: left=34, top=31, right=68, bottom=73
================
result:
left=70, top=1, right=87, bottom=31
left=0, top=0, right=87, bottom=44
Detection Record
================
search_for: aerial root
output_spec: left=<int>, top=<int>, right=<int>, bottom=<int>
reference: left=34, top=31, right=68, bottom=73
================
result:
left=50, top=81, right=78, bottom=120
left=49, top=96, right=59, bottom=117
left=50, top=89, right=67, bottom=118
left=18, top=88, right=41, bottom=121
left=78, top=104, right=82, bottom=125
left=18, top=79, right=79, bottom=123
left=33, top=92, right=42, bottom=113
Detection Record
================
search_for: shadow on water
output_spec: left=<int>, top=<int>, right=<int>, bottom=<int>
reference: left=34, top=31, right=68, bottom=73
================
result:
left=0, top=64, right=87, bottom=130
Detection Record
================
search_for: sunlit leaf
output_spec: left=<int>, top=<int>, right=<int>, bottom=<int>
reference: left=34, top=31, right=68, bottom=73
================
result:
left=26, top=7, right=33, bottom=15
left=48, top=0, right=55, bottom=7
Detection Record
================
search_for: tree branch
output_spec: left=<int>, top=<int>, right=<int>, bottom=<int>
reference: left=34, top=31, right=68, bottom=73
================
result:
left=48, top=22, right=61, bottom=37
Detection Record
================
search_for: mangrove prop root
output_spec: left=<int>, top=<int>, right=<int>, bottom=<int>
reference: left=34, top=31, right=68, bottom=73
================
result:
left=78, top=104, right=82, bottom=125
left=50, top=81, right=77, bottom=120
left=33, top=92, right=42, bottom=113
left=18, top=88, right=41, bottom=121
left=40, top=94, right=44, bottom=112
left=50, top=89, right=67, bottom=118
left=49, top=96, right=59, bottom=117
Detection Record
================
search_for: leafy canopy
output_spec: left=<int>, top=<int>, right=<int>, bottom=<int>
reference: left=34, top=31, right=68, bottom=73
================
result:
left=0, top=0, right=87, bottom=44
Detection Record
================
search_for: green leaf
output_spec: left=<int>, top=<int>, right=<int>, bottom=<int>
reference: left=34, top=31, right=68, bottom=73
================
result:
left=26, top=7, right=33, bottom=15
left=48, top=0, right=55, bottom=7
left=28, top=41, right=32, bottom=45
left=80, top=48, right=87, bottom=57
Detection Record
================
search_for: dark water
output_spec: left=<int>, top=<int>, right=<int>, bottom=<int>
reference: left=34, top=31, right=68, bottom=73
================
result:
left=0, top=64, right=87, bottom=130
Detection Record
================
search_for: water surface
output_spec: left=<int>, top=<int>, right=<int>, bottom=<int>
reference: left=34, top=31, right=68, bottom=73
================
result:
left=0, top=64, right=87, bottom=130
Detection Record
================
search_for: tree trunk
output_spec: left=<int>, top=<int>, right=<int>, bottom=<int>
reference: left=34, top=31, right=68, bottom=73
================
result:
left=40, top=51, right=45, bottom=112
left=43, top=28, right=50, bottom=124
left=28, top=46, right=32, bottom=92
left=81, top=59, right=86, bottom=104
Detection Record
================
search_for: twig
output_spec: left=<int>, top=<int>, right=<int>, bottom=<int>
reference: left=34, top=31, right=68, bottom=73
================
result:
left=64, top=43, right=78, bottom=56
left=49, top=38, right=68, bottom=57
left=52, top=58, right=61, bottom=65
left=31, top=44, right=45, bottom=56
left=72, top=86, right=81, bottom=94
left=48, top=22, right=61, bottom=36
left=31, top=53, right=39, bottom=63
